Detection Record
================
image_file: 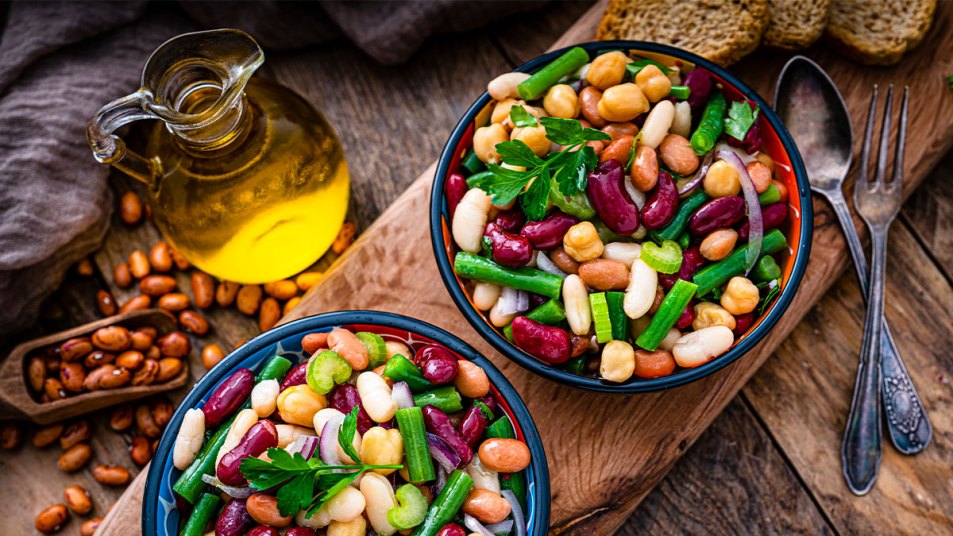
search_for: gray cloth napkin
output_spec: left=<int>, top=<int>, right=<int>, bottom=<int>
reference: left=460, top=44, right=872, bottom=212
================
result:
left=0, top=0, right=543, bottom=338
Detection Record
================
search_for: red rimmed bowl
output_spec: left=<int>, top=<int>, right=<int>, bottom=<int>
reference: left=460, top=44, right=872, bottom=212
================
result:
left=430, top=41, right=812, bottom=392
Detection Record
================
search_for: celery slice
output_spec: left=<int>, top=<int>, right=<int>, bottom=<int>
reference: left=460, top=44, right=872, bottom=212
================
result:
left=589, top=292, right=613, bottom=343
left=641, top=240, right=683, bottom=274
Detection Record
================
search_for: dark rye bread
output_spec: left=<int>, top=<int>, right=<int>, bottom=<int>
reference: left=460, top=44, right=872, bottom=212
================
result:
left=825, top=0, right=937, bottom=65
left=763, top=0, right=830, bottom=50
left=596, top=0, right=770, bottom=66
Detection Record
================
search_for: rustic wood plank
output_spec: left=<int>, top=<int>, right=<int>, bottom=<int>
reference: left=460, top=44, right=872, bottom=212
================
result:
left=901, top=150, right=953, bottom=284
left=617, top=397, right=835, bottom=535
left=744, top=220, right=953, bottom=535
left=490, top=0, right=595, bottom=66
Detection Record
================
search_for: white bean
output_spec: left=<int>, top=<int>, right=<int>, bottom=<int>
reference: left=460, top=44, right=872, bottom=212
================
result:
left=473, top=282, right=502, bottom=311
left=250, top=379, right=280, bottom=418
left=466, top=454, right=501, bottom=493
left=357, top=372, right=397, bottom=423
left=297, top=505, right=331, bottom=529
left=623, top=259, right=658, bottom=319
left=563, top=274, right=591, bottom=336
left=657, top=328, right=682, bottom=351
left=215, top=408, right=258, bottom=466
left=452, top=188, right=492, bottom=253
left=487, top=72, right=530, bottom=100
left=623, top=176, right=646, bottom=209
left=602, top=242, right=642, bottom=268
left=328, top=517, right=367, bottom=536
left=276, top=424, right=316, bottom=448
left=172, top=408, right=205, bottom=470
left=672, top=326, right=734, bottom=368
left=639, top=100, right=675, bottom=149
left=385, top=340, right=411, bottom=360
left=631, top=225, right=648, bottom=240
left=671, top=101, right=692, bottom=138
left=327, top=486, right=366, bottom=522
left=314, top=408, right=346, bottom=436
left=360, top=472, right=398, bottom=535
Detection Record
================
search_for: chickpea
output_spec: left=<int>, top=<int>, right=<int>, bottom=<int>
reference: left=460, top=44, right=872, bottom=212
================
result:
left=328, top=517, right=367, bottom=536
left=634, top=64, right=672, bottom=102
left=510, top=125, right=550, bottom=157
left=600, top=340, right=636, bottom=382
left=586, top=51, right=628, bottom=89
left=658, top=134, right=699, bottom=175
left=746, top=160, right=773, bottom=193
left=360, top=427, right=403, bottom=474
left=720, top=276, right=760, bottom=315
left=630, top=145, right=659, bottom=191
left=598, top=83, right=649, bottom=123
left=755, top=152, right=775, bottom=173
left=703, top=160, right=741, bottom=197
left=692, top=302, right=737, bottom=331
left=699, top=229, right=739, bottom=261
left=563, top=221, right=604, bottom=262
left=543, top=84, right=580, bottom=118
left=473, top=124, right=508, bottom=164
left=491, top=98, right=519, bottom=125
left=276, top=384, right=327, bottom=427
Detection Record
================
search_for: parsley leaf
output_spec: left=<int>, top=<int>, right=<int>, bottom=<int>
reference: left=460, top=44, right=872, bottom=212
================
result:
left=495, top=140, right=543, bottom=168
left=241, top=449, right=311, bottom=491
left=625, top=58, right=676, bottom=79
left=521, top=166, right=551, bottom=220
left=471, top=164, right=531, bottom=207
left=725, top=101, right=760, bottom=141
left=509, top=105, right=538, bottom=128
left=276, top=473, right=315, bottom=516
left=540, top=116, right=610, bottom=146
left=338, top=407, right=360, bottom=463
left=553, top=146, right=596, bottom=197
left=757, top=279, right=782, bottom=315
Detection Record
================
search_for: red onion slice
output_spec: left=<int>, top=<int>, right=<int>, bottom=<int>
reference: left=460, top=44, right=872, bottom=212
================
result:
left=677, top=150, right=714, bottom=196
left=464, top=514, right=496, bottom=536
left=486, top=520, right=515, bottom=535
left=535, top=252, right=567, bottom=277
left=320, top=415, right=345, bottom=467
left=496, top=286, right=529, bottom=317
left=502, top=489, right=527, bottom=536
left=434, top=466, right=448, bottom=496
left=391, top=381, right=415, bottom=409
left=287, top=435, right=319, bottom=460
left=427, top=432, right=461, bottom=473
left=718, top=150, right=762, bottom=275
left=201, top=473, right=256, bottom=499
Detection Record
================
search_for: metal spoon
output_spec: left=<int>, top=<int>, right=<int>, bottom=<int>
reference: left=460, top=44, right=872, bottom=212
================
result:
left=773, top=56, right=931, bottom=459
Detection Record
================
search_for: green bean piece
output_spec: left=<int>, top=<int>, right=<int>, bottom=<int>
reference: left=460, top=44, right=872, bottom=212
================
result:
left=454, top=252, right=563, bottom=299
left=395, top=407, right=436, bottom=483
left=693, top=229, right=788, bottom=295
left=549, top=180, right=596, bottom=219
left=461, top=150, right=486, bottom=176
left=758, top=184, right=781, bottom=205
left=752, top=255, right=782, bottom=282
left=669, top=85, right=691, bottom=100
left=503, top=299, right=566, bottom=341
left=651, top=189, right=709, bottom=241
left=676, top=230, right=691, bottom=250
left=636, top=279, right=698, bottom=351
left=690, top=92, right=727, bottom=155
left=485, top=416, right=515, bottom=439
left=256, top=355, right=293, bottom=383
left=383, top=355, right=434, bottom=393
left=356, top=331, right=389, bottom=368
left=411, top=470, right=474, bottom=536
left=606, top=291, right=629, bottom=341
left=501, top=470, right=528, bottom=509
left=413, top=386, right=463, bottom=413
left=516, top=46, right=589, bottom=100
left=180, top=492, right=221, bottom=536
left=565, top=356, right=586, bottom=375
left=593, top=219, right=630, bottom=244
left=465, top=170, right=493, bottom=188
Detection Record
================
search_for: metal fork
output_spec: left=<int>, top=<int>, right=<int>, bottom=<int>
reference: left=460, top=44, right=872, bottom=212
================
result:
left=842, top=85, right=909, bottom=495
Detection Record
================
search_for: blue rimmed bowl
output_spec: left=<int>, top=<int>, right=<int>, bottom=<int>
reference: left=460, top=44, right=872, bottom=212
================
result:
left=144, top=310, right=550, bottom=535
left=430, top=41, right=813, bottom=393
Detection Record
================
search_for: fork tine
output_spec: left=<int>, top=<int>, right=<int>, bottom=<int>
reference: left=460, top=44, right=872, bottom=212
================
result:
left=874, top=85, right=894, bottom=188
left=890, top=86, right=909, bottom=191
left=858, top=85, right=879, bottom=185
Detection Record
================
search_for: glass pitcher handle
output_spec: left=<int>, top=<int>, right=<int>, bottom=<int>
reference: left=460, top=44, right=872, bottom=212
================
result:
left=87, top=90, right=161, bottom=185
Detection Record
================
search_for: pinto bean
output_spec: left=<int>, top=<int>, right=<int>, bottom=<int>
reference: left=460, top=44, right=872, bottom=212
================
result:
left=139, top=275, right=177, bottom=297
left=92, top=464, right=130, bottom=486
left=578, top=259, right=630, bottom=291
left=59, top=337, right=93, bottom=362
left=64, top=485, right=92, bottom=515
left=34, top=504, right=69, bottom=534
left=59, top=420, right=92, bottom=450
left=58, top=444, right=92, bottom=472
left=92, top=326, right=131, bottom=352
left=156, top=330, right=190, bottom=358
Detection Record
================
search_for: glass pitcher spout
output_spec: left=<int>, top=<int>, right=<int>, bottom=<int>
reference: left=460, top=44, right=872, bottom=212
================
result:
left=87, top=28, right=264, bottom=185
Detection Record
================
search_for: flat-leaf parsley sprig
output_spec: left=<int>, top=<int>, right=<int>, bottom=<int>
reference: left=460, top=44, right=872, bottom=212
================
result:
left=239, top=407, right=402, bottom=518
left=470, top=113, right=610, bottom=220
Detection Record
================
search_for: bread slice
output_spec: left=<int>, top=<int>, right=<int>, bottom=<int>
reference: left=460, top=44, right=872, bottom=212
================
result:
left=596, top=0, right=770, bottom=66
left=825, top=0, right=937, bottom=65
left=763, top=0, right=829, bottom=50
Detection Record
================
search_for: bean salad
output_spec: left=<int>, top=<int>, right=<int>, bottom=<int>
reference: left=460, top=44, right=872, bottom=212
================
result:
left=448, top=47, right=792, bottom=383
left=171, top=327, right=533, bottom=536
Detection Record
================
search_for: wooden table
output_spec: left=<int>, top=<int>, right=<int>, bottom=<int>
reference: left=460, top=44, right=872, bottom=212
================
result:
left=2, top=1, right=952, bottom=534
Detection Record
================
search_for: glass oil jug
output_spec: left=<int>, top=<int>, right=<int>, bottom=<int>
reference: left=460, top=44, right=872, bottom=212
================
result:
left=88, top=29, right=349, bottom=283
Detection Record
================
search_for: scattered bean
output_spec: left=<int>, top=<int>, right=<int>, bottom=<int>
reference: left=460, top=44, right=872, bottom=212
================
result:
left=35, top=504, right=69, bottom=534
left=92, top=464, right=130, bottom=486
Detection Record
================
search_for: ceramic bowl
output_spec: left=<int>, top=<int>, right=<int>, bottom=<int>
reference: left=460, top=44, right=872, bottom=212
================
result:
left=431, top=41, right=813, bottom=392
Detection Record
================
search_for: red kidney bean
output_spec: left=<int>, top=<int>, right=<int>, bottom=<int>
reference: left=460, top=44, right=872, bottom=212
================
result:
left=510, top=316, right=571, bottom=364
left=641, top=171, right=679, bottom=229
left=203, top=368, right=255, bottom=428
left=684, top=68, right=712, bottom=110
left=422, top=405, right=472, bottom=466
left=246, top=527, right=278, bottom=536
left=437, top=524, right=468, bottom=536
left=493, top=209, right=525, bottom=233
left=734, top=313, right=755, bottom=336
left=458, top=405, right=490, bottom=447
left=739, top=202, right=788, bottom=240
left=446, top=173, right=468, bottom=220
left=484, top=222, right=533, bottom=267
left=328, top=384, right=374, bottom=434
left=586, top=159, right=640, bottom=234
left=217, top=420, right=278, bottom=486
left=528, top=292, right=547, bottom=309
left=519, top=210, right=578, bottom=250
left=688, top=196, right=745, bottom=236
left=414, top=344, right=459, bottom=384
left=286, top=528, right=317, bottom=536
left=659, top=247, right=706, bottom=290
left=215, top=499, right=252, bottom=536
left=476, top=395, right=497, bottom=415
left=279, top=362, right=308, bottom=392
left=674, top=303, right=695, bottom=330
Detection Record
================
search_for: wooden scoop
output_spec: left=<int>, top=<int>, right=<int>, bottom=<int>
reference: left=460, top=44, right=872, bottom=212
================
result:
left=0, top=309, right=189, bottom=425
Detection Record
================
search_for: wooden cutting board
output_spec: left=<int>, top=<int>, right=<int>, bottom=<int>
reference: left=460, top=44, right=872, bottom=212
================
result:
left=99, top=1, right=953, bottom=534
